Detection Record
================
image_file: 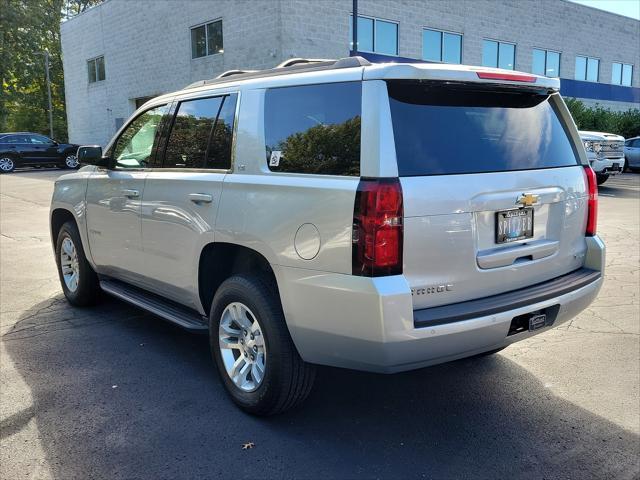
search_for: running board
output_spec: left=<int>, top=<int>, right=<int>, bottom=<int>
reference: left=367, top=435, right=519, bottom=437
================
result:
left=100, top=278, right=208, bottom=332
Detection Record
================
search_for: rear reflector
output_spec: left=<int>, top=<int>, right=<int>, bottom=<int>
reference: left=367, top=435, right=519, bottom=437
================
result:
left=584, top=166, right=598, bottom=236
left=476, top=72, right=537, bottom=83
left=352, top=178, right=403, bottom=276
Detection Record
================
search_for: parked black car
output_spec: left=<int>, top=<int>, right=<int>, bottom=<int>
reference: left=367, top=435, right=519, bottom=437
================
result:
left=0, top=132, right=80, bottom=173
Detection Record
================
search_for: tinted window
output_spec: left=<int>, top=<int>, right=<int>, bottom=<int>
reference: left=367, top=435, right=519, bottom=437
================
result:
left=165, top=97, right=223, bottom=168
left=164, top=94, right=236, bottom=169
left=442, top=32, right=462, bottom=64
left=2, top=135, right=26, bottom=144
left=387, top=81, right=579, bottom=176
left=482, top=40, right=498, bottom=67
left=264, top=82, right=361, bottom=176
left=375, top=20, right=398, bottom=56
left=423, top=29, right=462, bottom=64
left=532, top=49, right=545, bottom=76
left=191, top=20, right=223, bottom=58
left=586, top=58, right=599, bottom=82
left=28, top=134, right=51, bottom=144
left=498, top=43, right=515, bottom=70
left=575, top=56, right=587, bottom=80
left=483, top=40, right=515, bottom=70
left=87, top=56, right=105, bottom=83
left=191, top=25, right=206, bottom=58
left=622, top=64, right=633, bottom=86
left=113, top=105, right=168, bottom=169
left=349, top=16, right=396, bottom=55
left=206, top=94, right=236, bottom=169
left=422, top=29, right=441, bottom=62
left=546, top=51, right=560, bottom=77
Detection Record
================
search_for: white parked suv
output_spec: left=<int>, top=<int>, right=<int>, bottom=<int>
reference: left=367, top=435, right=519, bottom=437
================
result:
left=579, top=130, right=625, bottom=184
left=50, top=57, right=604, bottom=415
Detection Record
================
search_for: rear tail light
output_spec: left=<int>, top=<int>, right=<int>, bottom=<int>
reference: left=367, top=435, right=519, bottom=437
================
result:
left=352, top=178, right=403, bottom=276
left=584, top=166, right=598, bottom=236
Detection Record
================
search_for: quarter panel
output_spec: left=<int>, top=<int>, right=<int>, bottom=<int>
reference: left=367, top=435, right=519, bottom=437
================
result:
left=216, top=173, right=359, bottom=274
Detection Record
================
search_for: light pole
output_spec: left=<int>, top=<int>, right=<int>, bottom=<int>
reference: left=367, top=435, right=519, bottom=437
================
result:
left=352, top=0, right=358, bottom=55
left=35, top=51, right=54, bottom=139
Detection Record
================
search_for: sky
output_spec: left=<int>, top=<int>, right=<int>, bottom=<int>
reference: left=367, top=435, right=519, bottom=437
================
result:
left=568, top=0, right=640, bottom=20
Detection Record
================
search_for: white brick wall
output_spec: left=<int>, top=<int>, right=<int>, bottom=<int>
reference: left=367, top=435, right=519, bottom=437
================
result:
left=61, top=0, right=640, bottom=145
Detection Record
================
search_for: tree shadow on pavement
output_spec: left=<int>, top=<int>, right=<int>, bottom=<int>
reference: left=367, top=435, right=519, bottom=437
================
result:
left=3, top=296, right=639, bottom=479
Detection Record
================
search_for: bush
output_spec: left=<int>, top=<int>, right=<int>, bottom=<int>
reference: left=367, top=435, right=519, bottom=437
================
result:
left=565, top=98, right=640, bottom=139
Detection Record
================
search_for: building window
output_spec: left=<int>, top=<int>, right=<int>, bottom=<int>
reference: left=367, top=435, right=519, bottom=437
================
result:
left=349, top=15, right=398, bottom=56
left=482, top=40, right=515, bottom=70
left=575, top=56, right=599, bottom=82
left=87, top=56, right=105, bottom=83
left=191, top=19, right=223, bottom=59
left=422, top=29, right=462, bottom=64
left=612, top=62, right=633, bottom=86
left=532, top=49, right=560, bottom=77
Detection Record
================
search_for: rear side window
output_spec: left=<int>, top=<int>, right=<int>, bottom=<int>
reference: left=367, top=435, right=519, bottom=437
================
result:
left=387, top=81, right=580, bottom=176
left=3, top=135, right=26, bottom=144
left=264, top=82, right=361, bottom=176
left=164, top=94, right=237, bottom=169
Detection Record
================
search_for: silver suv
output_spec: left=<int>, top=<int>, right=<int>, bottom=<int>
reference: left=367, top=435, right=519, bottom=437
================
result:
left=50, top=57, right=604, bottom=415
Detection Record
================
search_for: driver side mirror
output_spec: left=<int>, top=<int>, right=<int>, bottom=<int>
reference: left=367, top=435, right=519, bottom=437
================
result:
left=78, top=145, right=110, bottom=167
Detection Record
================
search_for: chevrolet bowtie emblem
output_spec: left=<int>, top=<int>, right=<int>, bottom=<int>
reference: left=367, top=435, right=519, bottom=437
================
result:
left=517, top=193, right=539, bottom=207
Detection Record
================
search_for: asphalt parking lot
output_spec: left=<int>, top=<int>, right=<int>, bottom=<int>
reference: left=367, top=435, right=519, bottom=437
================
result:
left=1, top=169, right=639, bottom=479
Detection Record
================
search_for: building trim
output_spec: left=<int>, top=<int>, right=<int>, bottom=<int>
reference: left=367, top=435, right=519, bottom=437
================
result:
left=353, top=51, right=640, bottom=105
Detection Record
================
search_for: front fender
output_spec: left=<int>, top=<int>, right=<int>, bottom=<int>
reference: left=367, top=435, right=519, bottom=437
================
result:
left=50, top=170, right=94, bottom=267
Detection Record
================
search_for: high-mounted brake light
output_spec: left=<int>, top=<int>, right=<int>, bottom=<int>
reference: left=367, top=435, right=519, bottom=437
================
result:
left=476, top=72, right=537, bottom=83
left=584, top=166, right=598, bottom=236
left=352, top=178, right=403, bottom=276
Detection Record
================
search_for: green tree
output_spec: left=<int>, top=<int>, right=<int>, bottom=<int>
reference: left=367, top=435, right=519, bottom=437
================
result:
left=0, top=0, right=102, bottom=140
left=269, top=116, right=361, bottom=175
left=565, top=97, right=640, bottom=139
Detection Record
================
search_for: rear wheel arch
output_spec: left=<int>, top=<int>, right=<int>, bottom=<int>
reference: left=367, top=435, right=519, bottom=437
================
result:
left=198, top=243, right=280, bottom=316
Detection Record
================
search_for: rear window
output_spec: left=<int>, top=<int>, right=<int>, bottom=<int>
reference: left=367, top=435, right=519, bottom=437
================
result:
left=387, top=81, right=580, bottom=176
left=264, top=82, right=361, bottom=176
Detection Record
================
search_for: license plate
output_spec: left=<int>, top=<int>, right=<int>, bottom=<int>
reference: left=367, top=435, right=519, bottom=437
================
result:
left=612, top=163, right=620, bottom=170
left=496, top=208, right=534, bottom=244
left=529, top=313, right=547, bottom=331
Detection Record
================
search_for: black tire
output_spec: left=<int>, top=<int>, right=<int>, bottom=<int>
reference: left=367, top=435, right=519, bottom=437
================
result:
left=596, top=173, right=609, bottom=185
left=55, top=220, right=100, bottom=306
left=0, top=155, right=16, bottom=173
left=209, top=274, right=315, bottom=415
left=623, top=158, right=629, bottom=172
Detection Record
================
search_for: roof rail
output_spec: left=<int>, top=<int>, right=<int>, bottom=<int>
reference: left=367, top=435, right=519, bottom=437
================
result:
left=216, top=69, right=258, bottom=79
left=276, top=58, right=333, bottom=68
left=183, top=56, right=372, bottom=90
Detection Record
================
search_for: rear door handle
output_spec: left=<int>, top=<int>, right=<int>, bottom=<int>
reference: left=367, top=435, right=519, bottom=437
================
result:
left=121, top=189, right=140, bottom=199
left=189, top=193, right=213, bottom=204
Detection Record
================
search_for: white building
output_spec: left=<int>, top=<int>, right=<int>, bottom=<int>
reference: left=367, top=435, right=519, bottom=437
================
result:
left=60, top=0, right=640, bottom=146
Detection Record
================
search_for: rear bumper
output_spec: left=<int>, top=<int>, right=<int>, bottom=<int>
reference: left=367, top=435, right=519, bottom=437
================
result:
left=278, top=236, right=605, bottom=373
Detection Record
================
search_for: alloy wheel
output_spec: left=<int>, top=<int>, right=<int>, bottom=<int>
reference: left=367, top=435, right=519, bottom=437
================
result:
left=0, top=157, right=14, bottom=172
left=60, top=236, right=80, bottom=292
left=218, top=302, right=267, bottom=392
left=65, top=155, right=79, bottom=168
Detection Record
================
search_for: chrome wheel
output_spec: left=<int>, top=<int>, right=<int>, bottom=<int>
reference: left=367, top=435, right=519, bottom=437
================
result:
left=0, top=157, right=14, bottom=172
left=60, top=236, right=80, bottom=292
left=65, top=155, right=78, bottom=168
left=218, top=302, right=266, bottom=392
